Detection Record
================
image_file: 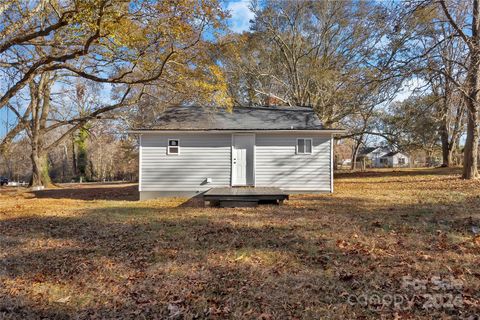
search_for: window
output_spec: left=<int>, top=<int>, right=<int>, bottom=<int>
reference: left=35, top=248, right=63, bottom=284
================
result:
left=167, top=139, right=180, bottom=155
left=296, top=138, right=312, bottom=154
left=380, top=158, right=388, bottom=164
left=398, top=157, right=405, bottom=165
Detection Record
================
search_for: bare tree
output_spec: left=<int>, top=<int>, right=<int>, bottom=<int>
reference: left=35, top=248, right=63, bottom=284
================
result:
left=219, top=0, right=402, bottom=129
left=399, top=0, right=480, bottom=177
left=0, top=0, right=228, bottom=186
left=438, top=0, right=480, bottom=178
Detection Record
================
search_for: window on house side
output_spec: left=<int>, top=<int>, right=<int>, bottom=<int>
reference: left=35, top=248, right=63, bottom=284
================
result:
left=398, top=157, right=405, bottom=164
left=297, top=138, right=312, bottom=154
left=167, top=139, right=180, bottom=155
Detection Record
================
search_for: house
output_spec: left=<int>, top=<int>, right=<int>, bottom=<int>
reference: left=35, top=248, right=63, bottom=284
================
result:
left=130, top=105, right=345, bottom=200
left=379, top=151, right=410, bottom=168
left=357, top=146, right=390, bottom=167
left=357, top=146, right=410, bottom=168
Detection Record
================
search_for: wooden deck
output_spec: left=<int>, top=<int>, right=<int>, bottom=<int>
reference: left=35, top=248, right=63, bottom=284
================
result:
left=203, top=187, right=289, bottom=207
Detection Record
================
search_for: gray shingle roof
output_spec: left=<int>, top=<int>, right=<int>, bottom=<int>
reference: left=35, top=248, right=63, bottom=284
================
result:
left=135, top=105, right=331, bottom=131
left=382, top=151, right=401, bottom=158
left=358, top=147, right=379, bottom=156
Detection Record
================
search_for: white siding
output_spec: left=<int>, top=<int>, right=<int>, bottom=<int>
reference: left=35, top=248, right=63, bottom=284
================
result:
left=255, top=133, right=332, bottom=192
left=140, top=132, right=231, bottom=192
left=391, top=153, right=409, bottom=167
left=140, top=132, right=333, bottom=193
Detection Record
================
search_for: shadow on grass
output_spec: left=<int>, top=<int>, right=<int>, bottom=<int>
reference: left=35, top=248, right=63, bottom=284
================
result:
left=31, top=184, right=139, bottom=201
left=1, top=193, right=479, bottom=318
left=335, top=167, right=462, bottom=179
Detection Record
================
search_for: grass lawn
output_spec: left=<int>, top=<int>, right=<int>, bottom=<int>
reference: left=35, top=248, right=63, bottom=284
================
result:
left=1, top=168, right=479, bottom=319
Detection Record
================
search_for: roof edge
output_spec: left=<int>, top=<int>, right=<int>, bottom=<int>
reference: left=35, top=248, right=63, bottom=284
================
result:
left=128, top=129, right=346, bottom=134
left=165, top=105, right=316, bottom=112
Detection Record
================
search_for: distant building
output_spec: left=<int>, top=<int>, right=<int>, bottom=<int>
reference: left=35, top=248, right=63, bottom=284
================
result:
left=379, top=151, right=410, bottom=168
left=357, top=147, right=409, bottom=168
left=357, top=146, right=390, bottom=167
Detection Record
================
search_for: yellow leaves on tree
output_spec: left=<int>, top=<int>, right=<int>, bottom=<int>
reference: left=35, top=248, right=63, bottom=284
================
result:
left=189, top=64, right=233, bottom=108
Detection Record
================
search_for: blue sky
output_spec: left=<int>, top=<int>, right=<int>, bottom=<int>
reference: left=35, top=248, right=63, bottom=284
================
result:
left=225, top=0, right=254, bottom=33
left=0, top=108, right=11, bottom=139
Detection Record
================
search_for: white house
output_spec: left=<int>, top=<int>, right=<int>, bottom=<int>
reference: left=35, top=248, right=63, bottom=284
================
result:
left=357, top=146, right=390, bottom=167
left=131, top=105, right=344, bottom=200
left=379, top=151, right=410, bottom=168
left=357, top=147, right=410, bottom=168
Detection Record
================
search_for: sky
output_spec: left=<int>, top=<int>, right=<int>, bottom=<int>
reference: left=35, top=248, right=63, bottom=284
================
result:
left=0, top=108, right=11, bottom=139
left=225, top=0, right=255, bottom=33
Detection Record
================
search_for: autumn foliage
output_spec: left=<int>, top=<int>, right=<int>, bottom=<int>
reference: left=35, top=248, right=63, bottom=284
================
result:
left=1, top=168, right=479, bottom=318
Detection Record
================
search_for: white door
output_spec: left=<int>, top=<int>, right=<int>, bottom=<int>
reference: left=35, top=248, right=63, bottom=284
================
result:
left=232, top=134, right=255, bottom=186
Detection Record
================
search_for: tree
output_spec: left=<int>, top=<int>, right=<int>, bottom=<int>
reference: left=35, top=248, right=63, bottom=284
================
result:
left=417, top=2, right=467, bottom=167
left=218, top=0, right=402, bottom=129
left=439, top=0, right=480, bottom=178
left=379, top=95, right=442, bottom=162
left=0, top=0, right=229, bottom=186
left=395, top=0, right=479, bottom=177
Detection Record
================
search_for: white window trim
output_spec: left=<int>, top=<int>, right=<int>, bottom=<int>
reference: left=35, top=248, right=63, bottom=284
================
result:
left=167, top=139, right=180, bottom=155
left=296, top=138, right=313, bottom=154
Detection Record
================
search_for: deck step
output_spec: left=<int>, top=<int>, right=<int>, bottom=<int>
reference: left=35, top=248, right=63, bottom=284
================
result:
left=204, top=187, right=289, bottom=207
left=219, top=201, right=258, bottom=208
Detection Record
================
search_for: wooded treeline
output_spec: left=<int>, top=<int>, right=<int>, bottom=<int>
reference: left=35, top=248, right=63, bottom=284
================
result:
left=1, top=0, right=480, bottom=185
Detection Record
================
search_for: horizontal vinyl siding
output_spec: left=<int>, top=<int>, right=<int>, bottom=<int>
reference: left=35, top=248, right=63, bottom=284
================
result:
left=140, top=131, right=333, bottom=193
left=255, top=133, right=332, bottom=192
left=140, top=133, right=231, bottom=192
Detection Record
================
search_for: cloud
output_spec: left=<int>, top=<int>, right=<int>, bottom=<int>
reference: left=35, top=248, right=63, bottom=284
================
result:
left=226, top=0, right=254, bottom=33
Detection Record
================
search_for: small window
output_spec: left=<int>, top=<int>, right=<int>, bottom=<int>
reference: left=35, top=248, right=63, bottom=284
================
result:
left=380, top=158, right=388, bottom=164
left=398, top=157, right=405, bottom=165
left=167, top=139, right=179, bottom=155
left=296, top=138, right=312, bottom=154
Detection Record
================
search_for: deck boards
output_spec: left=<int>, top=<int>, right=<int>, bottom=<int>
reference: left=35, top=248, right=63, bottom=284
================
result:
left=203, top=187, right=289, bottom=207
left=204, top=187, right=287, bottom=196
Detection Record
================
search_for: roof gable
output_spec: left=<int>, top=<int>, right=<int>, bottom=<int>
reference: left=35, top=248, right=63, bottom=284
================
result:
left=135, top=105, right=331, bottom=131
left=382, top=151, right=408, bottom=158
left=358, top=147, right=378, bottom=155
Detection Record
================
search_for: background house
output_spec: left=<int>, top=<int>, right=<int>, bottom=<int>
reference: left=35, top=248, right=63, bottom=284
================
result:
left=379, top=151, right=410, bottom=168
left=357, top=146, right=390, bottom=168
left=357, top=147, right=410, bottom=168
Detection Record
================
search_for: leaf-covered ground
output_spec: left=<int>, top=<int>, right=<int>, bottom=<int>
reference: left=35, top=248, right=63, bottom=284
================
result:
left=1, top=168, right=479, bottom=319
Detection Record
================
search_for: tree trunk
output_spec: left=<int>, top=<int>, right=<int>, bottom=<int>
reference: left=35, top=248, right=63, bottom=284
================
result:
left=30, top=149, right=51, bottom=187
left=62, top=143, right=68, bottom=182
left=29, top=72, right=53, bottom=187
left=351, top=154, right=357, bottom=170
left=351, top=137, right=363, bottom=170
left=463, top=107, right=479, bottom=178
left=440, top=119, right=452, bottom=167
left=71, top=136, right=77, bottom=177
left=462, top=0, right=480, bottom=179
left=447, top=147, right=455, bottom=166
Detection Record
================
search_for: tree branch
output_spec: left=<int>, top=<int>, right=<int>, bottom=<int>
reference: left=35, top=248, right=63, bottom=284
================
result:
left=0, top=11, right=73, bottom=55
left=438, top=0, right=472, bottom=50
left=54, top=49, right=176, bottom=85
